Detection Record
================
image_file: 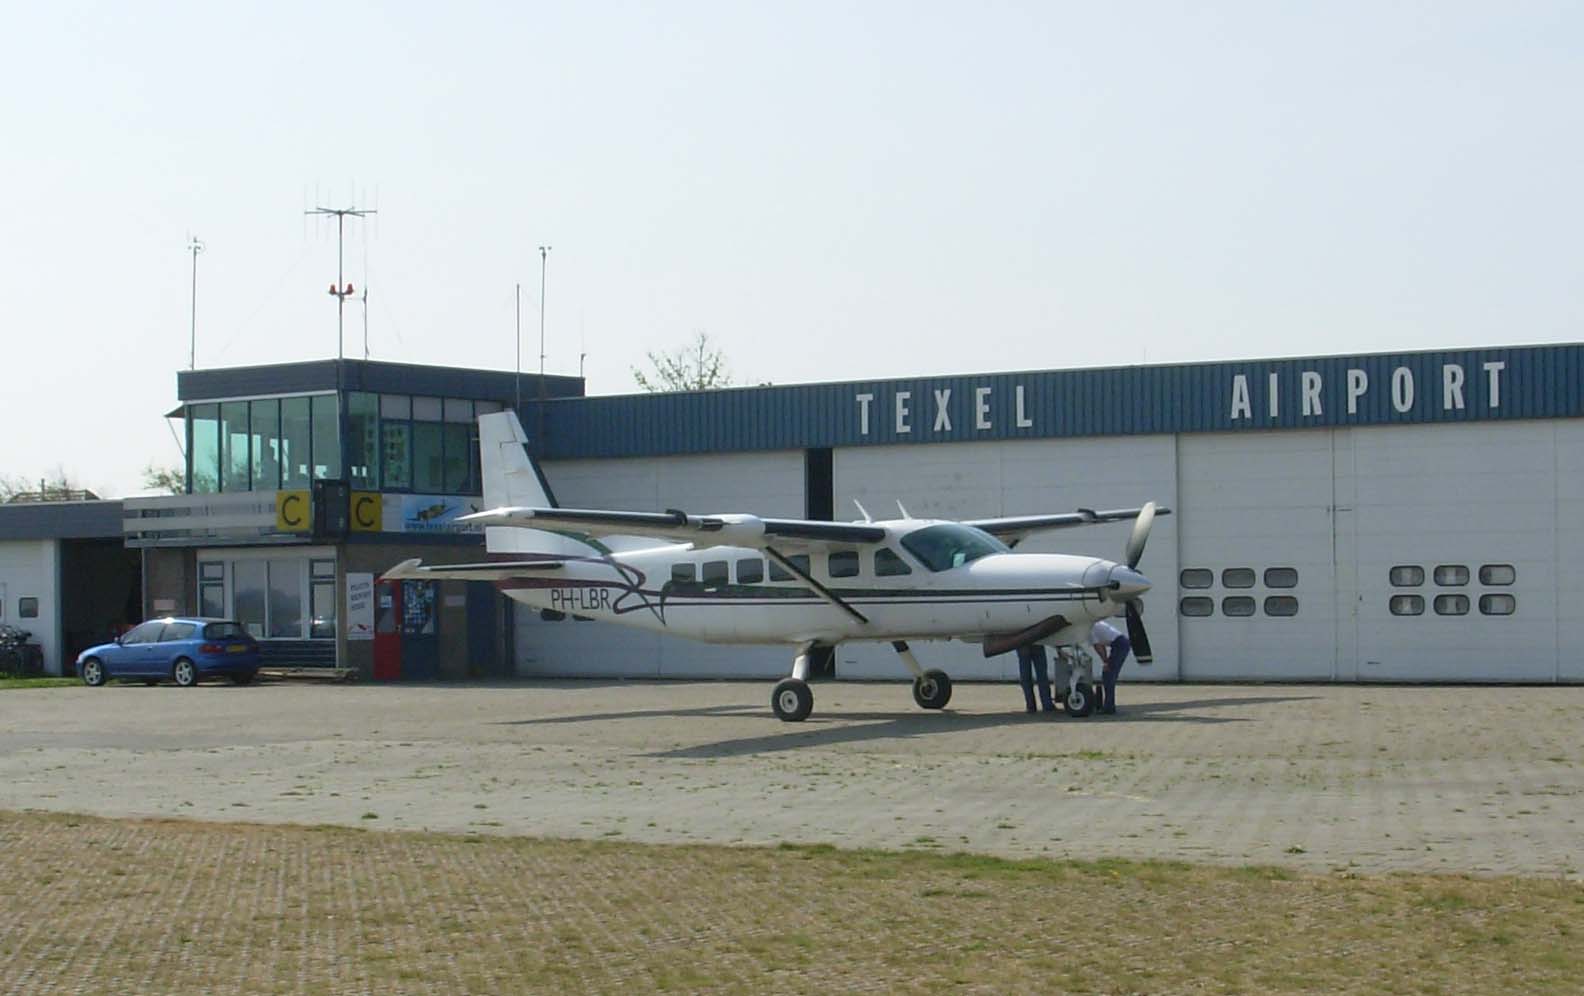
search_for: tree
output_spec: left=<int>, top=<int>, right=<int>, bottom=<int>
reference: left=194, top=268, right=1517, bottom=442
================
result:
left=0, top=467, right=92, bottom=503
left=142, top=463, right=186, bottom=496
left=632, top=331, right=733, bottom=393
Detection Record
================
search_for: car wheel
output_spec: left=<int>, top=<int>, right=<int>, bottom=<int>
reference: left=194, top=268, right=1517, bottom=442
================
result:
left=231, top=672, right=255, bottom=686
left=172, top=658, right=198, bottom=688
left=81, top=657, right=107, bottom=687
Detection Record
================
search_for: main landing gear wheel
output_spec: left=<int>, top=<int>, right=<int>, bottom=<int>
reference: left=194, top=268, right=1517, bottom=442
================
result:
left=1064, top=682, right=1095, bottom=718
left=912, top=669, right=953, bottom=710
left=771, top=678, right=813, bottom=723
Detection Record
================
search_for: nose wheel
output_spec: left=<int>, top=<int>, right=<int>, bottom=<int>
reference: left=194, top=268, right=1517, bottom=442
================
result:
left=1063, top=681, right=1095, bottom=718
left=771, top=678, right=813, bottom=722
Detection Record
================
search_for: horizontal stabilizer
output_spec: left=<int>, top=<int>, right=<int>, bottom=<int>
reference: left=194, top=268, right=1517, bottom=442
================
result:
left=380, top=557, right=565, bottom=582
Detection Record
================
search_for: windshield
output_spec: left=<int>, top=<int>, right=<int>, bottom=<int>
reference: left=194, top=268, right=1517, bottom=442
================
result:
left=899, top=523, right=1009, bottom=572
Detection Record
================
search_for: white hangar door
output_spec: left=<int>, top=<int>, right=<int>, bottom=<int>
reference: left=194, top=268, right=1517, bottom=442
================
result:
left=1176, top=431, right=1342, bottom=680
left=832, top=437, right=1180, bottom=681
left=1349, top=422, right=1557, bottom=682
left=514, top=451, right=805, bottom=678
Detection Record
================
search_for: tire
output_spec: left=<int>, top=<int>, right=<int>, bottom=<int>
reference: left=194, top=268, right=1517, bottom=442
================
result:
left=172, top=658, right=198, bottom=688
left=1063, top=682, right=1095, bottom=718
left=912, top=669, right=953, bottom=710
left=81, top=657, right=107, bottom=687
left=770, top=678, right=813, bottom=722
left=231, top=672, right=255, bottom=686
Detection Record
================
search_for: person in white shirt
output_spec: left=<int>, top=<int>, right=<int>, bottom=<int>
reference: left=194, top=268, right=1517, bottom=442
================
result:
left=1089, top=617, right=1131, bottom=715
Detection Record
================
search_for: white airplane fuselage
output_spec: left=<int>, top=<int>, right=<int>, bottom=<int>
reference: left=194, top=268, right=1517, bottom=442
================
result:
left=497, top=521, right=1128, bottom=648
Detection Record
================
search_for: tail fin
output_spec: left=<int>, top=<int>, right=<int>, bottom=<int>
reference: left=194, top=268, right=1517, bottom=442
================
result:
left=480, top=411, right=558, bottom=510
left=478, top=411, right=576, bottom=557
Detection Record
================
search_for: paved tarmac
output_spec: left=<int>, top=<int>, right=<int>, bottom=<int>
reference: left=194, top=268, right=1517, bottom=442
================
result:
left=2, top=680, right=1579, bottom=876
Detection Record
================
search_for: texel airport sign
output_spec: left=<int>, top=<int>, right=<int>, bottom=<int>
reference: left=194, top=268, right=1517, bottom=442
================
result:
left=535, top=344, right=1582, bottom=459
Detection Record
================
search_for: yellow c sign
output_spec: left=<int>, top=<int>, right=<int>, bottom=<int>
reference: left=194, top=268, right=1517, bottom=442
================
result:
left=350, top=491, right=383, bottom=533
left=275, top=491, right=310, bottom=532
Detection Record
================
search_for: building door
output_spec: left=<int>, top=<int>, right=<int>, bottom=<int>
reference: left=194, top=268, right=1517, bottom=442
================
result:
left=400, top=580, right=440, bottom=680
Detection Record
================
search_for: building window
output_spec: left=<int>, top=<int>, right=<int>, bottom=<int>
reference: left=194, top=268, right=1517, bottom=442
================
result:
left=1389, top=566, right=1424, bottom=587
left=18, top=597, right=38, bottom=619
left=1434, top=594, right=1470, bottom=616
left=199, top=561, right=226, bottom=618
left=1434, top=565, right=1470, bottom=586
left=413, top=422, right=445, bottom=492
left=1223, top=568, right=1256, bottom=589
left=189, top=403, right=220, bottom=493
left=671, top=564, right=696, bottom=583
left=829, top=551, right=860, bottom=578
left=1479, top=564, right=1516, bottom=586
left=736, top=559, right=764, bottom=584
left=382, top=421, right=411, bottom=490
left=701, top=561, right=729, bottom=585
left=443, top=423, right=471, bottom=493
left=875, top=549, right=912, bottom=577
left=233, top=560, right=267, bottom=638
left=1264, top=568, right=1298, bottom=589
left=1180, top=596, right=1214, bottom=617
left=220, top=401, right=250, bottom=492
left=1479, top=594, right=1516, bottom=616
left=1264, top=596, right=1299, bottom=617
left=1179, top=569, right=1213, bottom=589
left=311, top=394, right=340, bottom=480
left=250, top=398, right=281, bottom=490
left=281, top=397, right=312, bottom=489
left=267, top=560, right=303, bottom=638
left=1222, top=596, right=1256, bottom=617
left=346, top=392, right=379, bottom=490
left=770, top=554, right=811, bottom=581
left=1390, top=594, right=1425, bottom=616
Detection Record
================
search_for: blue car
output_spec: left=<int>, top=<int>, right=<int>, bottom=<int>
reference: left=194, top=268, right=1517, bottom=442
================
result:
left=77, top=617, right=261, bottom=687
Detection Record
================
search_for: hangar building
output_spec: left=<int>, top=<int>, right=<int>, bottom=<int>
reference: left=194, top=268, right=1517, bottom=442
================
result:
left=128, top=342, right=1581, bottom=685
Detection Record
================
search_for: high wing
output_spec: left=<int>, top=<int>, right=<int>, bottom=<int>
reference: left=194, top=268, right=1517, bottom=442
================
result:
left=459, top=506, right=887, bottom=552
left=965, top=506, right=1172, bottom=547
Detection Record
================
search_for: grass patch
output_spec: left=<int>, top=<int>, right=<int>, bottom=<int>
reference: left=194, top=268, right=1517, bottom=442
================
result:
left=0, top=676, right=78, bottom=689
left=0, top=810, right=1581, bottom=994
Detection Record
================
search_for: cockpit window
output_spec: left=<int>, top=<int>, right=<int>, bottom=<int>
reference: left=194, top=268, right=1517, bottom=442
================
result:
left=899, top=523, right=1009, bottom=573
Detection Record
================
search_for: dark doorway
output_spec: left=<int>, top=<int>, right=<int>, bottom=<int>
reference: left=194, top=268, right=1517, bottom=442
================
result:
left=59, top=539, right=141, bottom=667
left=805, top=448, right=833, bottom=521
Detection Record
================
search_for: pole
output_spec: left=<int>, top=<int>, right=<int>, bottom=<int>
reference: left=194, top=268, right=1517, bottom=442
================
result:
left=336, top=212, right=345, bottom=360
left=537, top=245, right=550, bottom=447
left=187, top=237, right=204, bottom=369
left=515, top=283, right=522, bottom=411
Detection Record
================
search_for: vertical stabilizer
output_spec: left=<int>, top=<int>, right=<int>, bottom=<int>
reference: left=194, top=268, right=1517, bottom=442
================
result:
left=478, top=411, right=574, bottom=556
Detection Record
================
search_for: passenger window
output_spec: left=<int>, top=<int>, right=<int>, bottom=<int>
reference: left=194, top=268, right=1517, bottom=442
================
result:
left=1222, top=568, right=1256, bottom=589
left=1179, top=569, right=1213, bottom=589
left=736, top=559, right=764, bottom=584
left=1179, top=596, right=1214, bottom=617
left=769, top=554, right=810, bottom=582
left=875, top=549, right=912, bottom=577
left=671, top=563, right=696, bottom=583
left=160, top=622, right=197, bottom=642
left=829, top=551, right=860, bottom=578
left=1433, top=565, right=1470, bottom=586
left=1389, top=566, right=1424, bottom=587
left=539, top=609, right=566, bottom=622
left=1389, top=594, right=1424, bottom=616
left=702, top=561, right=729, bottom=585
left=1479, top=564, right=1516, bottom=586
left=122, top=622, right=163, bottom=645
left=1479, top=594, right=1516, bottom=616
left=1222, top=596, right=1256, bottom=617
left=18, top=597, right=38, bottom=619
left=1434, top=594, right=1470, bottom=616
left=1263, top=596, right=1299, bottom=617
left=1264, top=568, right=1298, bottom=589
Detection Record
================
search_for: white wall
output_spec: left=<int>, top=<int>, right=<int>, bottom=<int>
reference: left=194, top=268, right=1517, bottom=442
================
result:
left=0, top=539, right=60, bottom=674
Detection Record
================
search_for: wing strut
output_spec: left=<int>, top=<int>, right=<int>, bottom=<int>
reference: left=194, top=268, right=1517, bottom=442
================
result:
left=765, top=545, right=869, bottom=625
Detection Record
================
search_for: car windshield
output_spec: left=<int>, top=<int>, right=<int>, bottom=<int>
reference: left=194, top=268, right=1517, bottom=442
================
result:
left=203, top=622, right=247, bottom=640
left=899, top=523, right=1009, bottom=572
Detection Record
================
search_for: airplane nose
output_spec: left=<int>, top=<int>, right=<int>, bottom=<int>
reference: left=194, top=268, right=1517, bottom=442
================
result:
left=1108, top=564, right=1152, bottom=599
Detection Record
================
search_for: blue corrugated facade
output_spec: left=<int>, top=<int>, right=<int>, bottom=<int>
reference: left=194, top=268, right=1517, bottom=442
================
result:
left=530, top=343, right=1584, bottom=459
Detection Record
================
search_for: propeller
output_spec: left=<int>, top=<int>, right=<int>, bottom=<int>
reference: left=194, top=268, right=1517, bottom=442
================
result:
left=1116, top=502, right=1158, bottom=663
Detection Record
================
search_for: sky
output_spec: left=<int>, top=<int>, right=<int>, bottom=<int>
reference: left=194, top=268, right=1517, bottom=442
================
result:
left=2, top=1, right=1581, bottom=497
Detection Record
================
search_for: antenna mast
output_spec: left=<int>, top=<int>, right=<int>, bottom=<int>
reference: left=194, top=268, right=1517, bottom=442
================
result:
left=537, top=245, right=551, bottom=445
left=187, top=236, right=204, bottom=369
left=304, top=204, right=376, bottom=360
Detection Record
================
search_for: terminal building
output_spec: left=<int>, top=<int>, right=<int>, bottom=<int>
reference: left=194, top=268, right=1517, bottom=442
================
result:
left=7, top=342, right=1580, bottom=684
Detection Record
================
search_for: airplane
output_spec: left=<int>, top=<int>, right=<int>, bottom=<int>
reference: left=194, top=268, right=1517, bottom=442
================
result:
left=382, top=411, right=1170, bottom=722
